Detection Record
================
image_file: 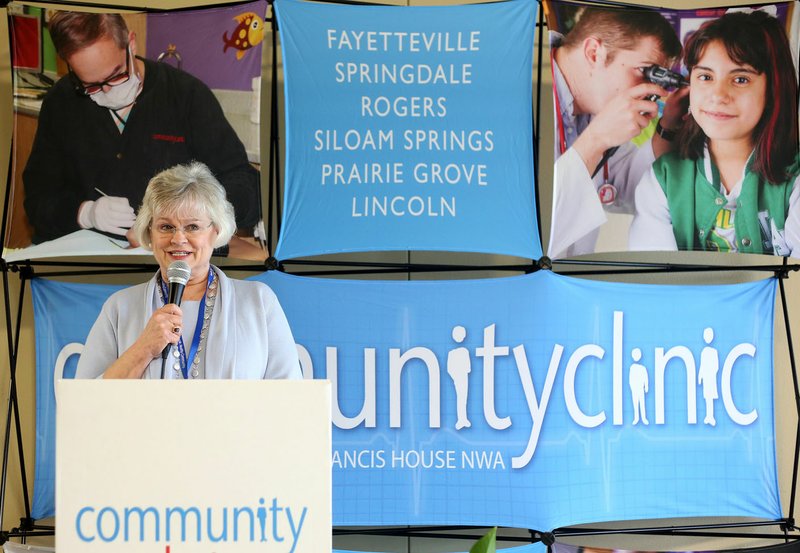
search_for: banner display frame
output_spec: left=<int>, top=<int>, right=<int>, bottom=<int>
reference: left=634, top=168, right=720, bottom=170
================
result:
left=27, top=269, right=784, bottom=531
left=1, top=0, right=800, bottom=550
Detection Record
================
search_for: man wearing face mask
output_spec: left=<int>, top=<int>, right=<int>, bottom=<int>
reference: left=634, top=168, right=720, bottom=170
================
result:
left=22, top=11, right=260, bottom=245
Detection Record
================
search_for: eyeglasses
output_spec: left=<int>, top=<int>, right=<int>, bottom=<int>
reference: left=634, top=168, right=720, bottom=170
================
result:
left=70, top=46, right=131, bottom=96
left=151, top=222, right=214, bottom=237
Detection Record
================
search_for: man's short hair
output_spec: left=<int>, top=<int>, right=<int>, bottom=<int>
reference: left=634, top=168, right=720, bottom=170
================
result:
left=561, top=7, right=681, bottom=64
left=48, top=11, right=129, bottom=60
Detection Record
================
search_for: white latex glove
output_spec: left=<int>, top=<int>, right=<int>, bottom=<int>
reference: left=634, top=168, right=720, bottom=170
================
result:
left=78, top=196, right=137, bottom=236
left=253, top=220, right=267, bottom=244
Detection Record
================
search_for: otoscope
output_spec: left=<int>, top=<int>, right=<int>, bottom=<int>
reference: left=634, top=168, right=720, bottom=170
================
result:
left=642, top=64, right=689, bottom=101
left=592, top=65, right=689, bottom=178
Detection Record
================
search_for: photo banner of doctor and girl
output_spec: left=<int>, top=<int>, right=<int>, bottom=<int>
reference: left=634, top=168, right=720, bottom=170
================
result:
left=4, top=0, right=799, bottom=262
left=547, top=0, right=800, bottom=258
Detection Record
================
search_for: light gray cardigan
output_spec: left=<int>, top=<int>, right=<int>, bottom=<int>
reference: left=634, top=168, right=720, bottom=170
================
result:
left=75, top=267, right=302, bottom=380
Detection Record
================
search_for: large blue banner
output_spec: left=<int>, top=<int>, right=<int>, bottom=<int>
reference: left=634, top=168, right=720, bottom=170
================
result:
left=258, top=271, right=780, bottom=528
left=31, top=280, right=124, bottom=519
left=32, top=272, right=780, bottom=530
left=274, top=0, right=541, bottom=260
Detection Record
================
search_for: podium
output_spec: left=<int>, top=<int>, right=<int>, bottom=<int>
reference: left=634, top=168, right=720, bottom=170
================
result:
left=55, top=380, right=331, bottom=552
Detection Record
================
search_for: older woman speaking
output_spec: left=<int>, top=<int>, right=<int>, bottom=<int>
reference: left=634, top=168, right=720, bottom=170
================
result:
left=76, top=162, right=301, bottom=380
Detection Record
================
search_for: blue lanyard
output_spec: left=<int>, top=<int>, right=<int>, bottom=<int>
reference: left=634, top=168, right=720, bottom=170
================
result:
left=159, top=269, right=215, bottom=379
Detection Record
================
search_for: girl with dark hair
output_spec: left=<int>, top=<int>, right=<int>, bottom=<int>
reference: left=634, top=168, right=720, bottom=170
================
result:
left=629, top=9, right=799, bottom=256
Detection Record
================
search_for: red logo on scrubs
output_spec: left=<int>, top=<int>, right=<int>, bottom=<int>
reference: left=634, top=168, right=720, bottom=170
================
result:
left=152, top=134, right=186, bottom=143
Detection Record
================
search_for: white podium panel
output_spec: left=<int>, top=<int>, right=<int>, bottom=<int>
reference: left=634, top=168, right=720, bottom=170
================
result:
left=56, top=380, right=331, bottom=553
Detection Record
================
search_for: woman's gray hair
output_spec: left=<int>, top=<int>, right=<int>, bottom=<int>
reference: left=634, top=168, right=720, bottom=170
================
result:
left=133, top=162, right=236, bottom=249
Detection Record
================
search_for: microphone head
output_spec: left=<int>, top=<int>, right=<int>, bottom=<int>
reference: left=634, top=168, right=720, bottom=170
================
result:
left=166, top=261, right=191, bottom=286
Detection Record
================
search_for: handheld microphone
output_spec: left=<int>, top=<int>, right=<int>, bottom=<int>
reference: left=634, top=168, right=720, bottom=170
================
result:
left=161, top=260, right=191, bottom=360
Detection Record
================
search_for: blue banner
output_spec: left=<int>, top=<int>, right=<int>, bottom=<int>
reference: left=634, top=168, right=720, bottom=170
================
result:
left=32, top=273, right=780, bottom=530
left=274, top=0, right=541, bottom=259
left=257, top=271, right=780, bottom=528
left=31, top=279, right=124, bottom=519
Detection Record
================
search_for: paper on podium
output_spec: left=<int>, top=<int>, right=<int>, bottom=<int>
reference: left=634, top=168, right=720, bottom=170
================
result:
left=3, top=230, right=150, bottom=262
left=3, top=543, right=55, bottom=552
left=56, top=380, right=331, bottom=552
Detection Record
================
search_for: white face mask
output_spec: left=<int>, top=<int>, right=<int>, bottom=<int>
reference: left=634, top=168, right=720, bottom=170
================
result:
left=89, top=49, right=142, bottom=111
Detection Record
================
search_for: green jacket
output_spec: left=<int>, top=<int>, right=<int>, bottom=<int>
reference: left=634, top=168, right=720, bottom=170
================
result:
left=652, top=152, right=796, bottom=254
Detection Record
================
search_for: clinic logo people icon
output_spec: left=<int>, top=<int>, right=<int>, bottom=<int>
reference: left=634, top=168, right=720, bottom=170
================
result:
left=699, top=327, right=720, bottom=426
left=625, top=327, right=722, bottom=428
left=447, top=325, right=472, bottom=430
left=258, top=497, right=268, bottom=542
left=629, top=348, right=649, bottom=425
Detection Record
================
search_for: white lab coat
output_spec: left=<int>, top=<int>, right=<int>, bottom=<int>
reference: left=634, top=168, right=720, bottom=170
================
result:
left=547, top=47, right=656, bottom=259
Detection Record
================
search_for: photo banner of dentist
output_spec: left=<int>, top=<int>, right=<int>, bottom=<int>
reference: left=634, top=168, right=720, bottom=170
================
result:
left=31, top=272, right=780, bottom=529
left=4, top=0, right=264, bottom=263
left=273, top=0, right=541, bottom=260
left=545, top=0, right=799, bottom=260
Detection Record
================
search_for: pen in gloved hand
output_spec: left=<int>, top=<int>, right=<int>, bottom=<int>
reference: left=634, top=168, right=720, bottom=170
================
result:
left=77, top=188, right=137, bottom=236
